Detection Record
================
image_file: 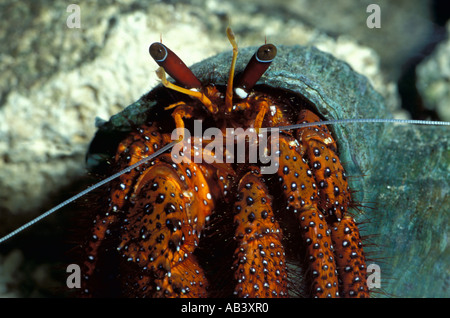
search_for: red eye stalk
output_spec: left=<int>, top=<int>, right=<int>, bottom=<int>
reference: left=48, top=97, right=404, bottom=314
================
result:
left=234, top=43, right=277, bottom=98
left=149, top=42, right=202, bottom=89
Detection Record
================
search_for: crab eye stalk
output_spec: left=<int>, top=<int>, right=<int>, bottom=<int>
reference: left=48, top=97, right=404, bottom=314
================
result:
left=149, top=42, right=202, bottom=89
left=234, top=43, right=277, bottom=99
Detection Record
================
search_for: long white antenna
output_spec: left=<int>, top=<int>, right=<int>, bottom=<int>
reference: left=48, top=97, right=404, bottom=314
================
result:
left=271, top=118, right=450, bottom=132
left=0, top=140, right=179, bottom=244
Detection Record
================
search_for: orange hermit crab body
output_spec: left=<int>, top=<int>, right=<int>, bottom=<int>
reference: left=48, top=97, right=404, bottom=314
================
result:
left=80, top=28, right=369, bottom=298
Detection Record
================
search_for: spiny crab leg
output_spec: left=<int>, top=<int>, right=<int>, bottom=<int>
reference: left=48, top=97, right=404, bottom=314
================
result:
left=233, top=169, right=289, bottom=297
left=275, top=134, right=340, bottom=297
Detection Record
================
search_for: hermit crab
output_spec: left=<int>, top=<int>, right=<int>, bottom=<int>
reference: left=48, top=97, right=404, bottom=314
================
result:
left=1, top=28, right=448, bottom=298
left=81, top=28, right=376, bottom=298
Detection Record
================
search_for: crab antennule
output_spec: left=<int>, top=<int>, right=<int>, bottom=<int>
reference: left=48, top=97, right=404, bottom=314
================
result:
left=225, top=27, right=239, bottom=112
left=234, top=43, right=277, bottom=99
left=155, top=67, right=217, bottom=114
left=149, top=42, right=202, bottom=89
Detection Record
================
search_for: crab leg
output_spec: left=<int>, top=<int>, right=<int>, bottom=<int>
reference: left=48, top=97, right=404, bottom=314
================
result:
left=296, top=109, right=352, bottom=222
left=232, top=170, right=289, bottom=297
left=276, top=135, right=339, bottom=297
left=117, top=153, right=214, bottom=297
left=331, top=216, right=369, bottom=297
left=81, top=124, right=167, bottom=296
left=295, top=110, right=369, bottom=297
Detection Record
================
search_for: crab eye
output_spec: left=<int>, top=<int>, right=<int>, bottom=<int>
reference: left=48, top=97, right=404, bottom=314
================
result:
left=256, top=44, right=277, bottom=63
left=234, top=43, right=277, bottom=98
left=149, top=42, right=168, bottom=62
left=149, top=42, right=202, bottom=89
